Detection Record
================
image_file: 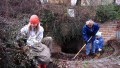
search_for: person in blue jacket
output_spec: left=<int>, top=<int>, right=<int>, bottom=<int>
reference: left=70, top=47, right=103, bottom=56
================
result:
left=94, top=31, right=104, bottom=52
left=82, top=19, right=100, bottom=55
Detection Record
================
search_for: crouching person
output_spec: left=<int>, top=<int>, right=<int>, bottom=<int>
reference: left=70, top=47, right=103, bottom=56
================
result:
left=17, top=15, right=52, bottom=68
left=94, top=31, right=104, bottom=54
left=82, top=19, right=100, bottom=56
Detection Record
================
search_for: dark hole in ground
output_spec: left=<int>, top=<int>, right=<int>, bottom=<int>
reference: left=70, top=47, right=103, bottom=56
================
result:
left=61, top=38, right=83, bottom=54
left=52, top=45, right=114, bottom=61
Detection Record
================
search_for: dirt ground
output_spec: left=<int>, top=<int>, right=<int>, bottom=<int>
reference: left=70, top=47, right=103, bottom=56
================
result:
left=51, top=41, right=120, bottom=68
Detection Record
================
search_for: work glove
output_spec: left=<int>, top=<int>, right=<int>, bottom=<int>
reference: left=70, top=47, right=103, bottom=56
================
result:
left=98, top=48, right=102, bottom=51
left=91, top=32, right=95, bottom=36
left=27, top=36, right=39, bottom=47
left=85, top=40, right=90, bottom=44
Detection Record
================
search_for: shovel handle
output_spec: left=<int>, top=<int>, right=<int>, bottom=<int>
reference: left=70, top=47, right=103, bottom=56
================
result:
left=72, top=44, right=86, bottom=59
left=72, top=36, right=92, bottom=59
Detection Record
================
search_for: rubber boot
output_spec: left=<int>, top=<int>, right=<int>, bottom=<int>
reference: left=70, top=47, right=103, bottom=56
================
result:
left=41, top=64, right=46, bottom=68
left=95, top=53, right=100, bottom=58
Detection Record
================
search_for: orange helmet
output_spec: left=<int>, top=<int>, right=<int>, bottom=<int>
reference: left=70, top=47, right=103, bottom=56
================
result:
left=29, top=15, right=40, bottom=24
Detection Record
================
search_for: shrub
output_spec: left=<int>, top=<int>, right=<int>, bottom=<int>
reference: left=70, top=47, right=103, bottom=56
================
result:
left=0, top=0, right=40, bottom=18
left=52, top=17, right=84, bottom=45
left=51, top=15, right=85, bottom=53
left=95, top=4, right=120, bottom=23
left=39, top=9, right=85, bottom=53
left=39, top=9, right=56, bottom=36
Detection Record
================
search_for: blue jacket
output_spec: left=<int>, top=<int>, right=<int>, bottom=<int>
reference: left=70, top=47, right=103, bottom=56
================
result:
left=94, top=37, right=104, bottom=49
left=82, top=22, right=100, bottom=41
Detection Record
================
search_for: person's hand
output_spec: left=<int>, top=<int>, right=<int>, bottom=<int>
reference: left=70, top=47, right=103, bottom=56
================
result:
left=85, top=40, right=90, bottom=44
left=27, top=35, right=39, bottom=45
left=91, top=32, right=95, bottom=36
left=96, top=40, right=99, bottom=43
left=33, top=39, right=39, bottom=44
left=98, top=48, right=102, bottom=51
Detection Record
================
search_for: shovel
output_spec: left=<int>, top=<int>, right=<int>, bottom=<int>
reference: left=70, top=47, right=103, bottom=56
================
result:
left=72, top=36, right=92, bottom=59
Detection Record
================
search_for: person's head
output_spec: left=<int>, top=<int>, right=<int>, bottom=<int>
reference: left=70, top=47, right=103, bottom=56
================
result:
left=86, top=19, right=94, bottom=28
left=96, top=31, right=102, bottom=38
left=29, top=15, right=40, bottom=27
